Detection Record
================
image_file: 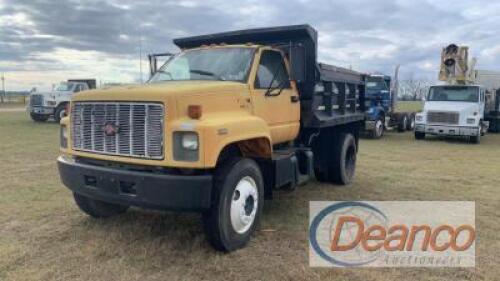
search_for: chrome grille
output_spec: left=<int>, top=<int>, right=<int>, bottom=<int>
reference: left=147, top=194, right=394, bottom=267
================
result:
left=30, top=94, right=44, bottom=106
left=72, top=102, right=164, bottom=159
left=427, top=111, right=459, bottom=125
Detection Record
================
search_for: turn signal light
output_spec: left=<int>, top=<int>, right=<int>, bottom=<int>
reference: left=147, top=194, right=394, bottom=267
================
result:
left=188, top=105, right=202, bottom=119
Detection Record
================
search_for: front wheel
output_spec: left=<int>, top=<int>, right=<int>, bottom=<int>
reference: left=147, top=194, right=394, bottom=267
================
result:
left=54, top=103, right=68, bottom=123
left=370, top=119, right=384, bottom=139
left=469, top=134, right=480, bottom=144
left=415, top=131, right=425, bottom=140
left=203, top=158, right=264, bottom=252
left=30, top=112, right=49, bottom=122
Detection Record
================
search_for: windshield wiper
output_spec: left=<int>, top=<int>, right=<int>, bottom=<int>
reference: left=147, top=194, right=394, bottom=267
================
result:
left=190, top=69, right=224, bottom=81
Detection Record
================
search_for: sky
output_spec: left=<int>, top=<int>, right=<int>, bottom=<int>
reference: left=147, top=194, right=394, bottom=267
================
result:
left=0, top=0, right=499, bottom=91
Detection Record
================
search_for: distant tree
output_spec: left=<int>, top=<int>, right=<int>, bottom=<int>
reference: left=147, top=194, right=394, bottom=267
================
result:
left=399, top=73, right=431, bottom=101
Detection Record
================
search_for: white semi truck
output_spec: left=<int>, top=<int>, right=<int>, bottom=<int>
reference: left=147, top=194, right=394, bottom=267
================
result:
left=414, top=44, right=500, bottom=143
left=28, top=79, right=96, bottom=122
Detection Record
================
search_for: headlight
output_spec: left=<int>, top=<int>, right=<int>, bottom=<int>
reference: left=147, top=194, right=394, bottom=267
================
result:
left=173, top=132, right=199, bottom=162
left=466, top=118, right=476, bottom=125
left=416, top=115, right=423, bottom=122
left=47, top=101, right=57, bottom=106
left=60, top=125, right=68, bottom=148
left=182, top=133, right=199, bottom=150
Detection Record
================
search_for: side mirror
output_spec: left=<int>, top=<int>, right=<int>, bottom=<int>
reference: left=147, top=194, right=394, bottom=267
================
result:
left=288, top=45, right=306, bottom=82
left=148, top=55, right=158, bottom=77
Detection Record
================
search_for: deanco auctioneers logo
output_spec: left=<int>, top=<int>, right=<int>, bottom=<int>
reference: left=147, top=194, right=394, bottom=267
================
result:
left=309, top=201, right=475, bottom=267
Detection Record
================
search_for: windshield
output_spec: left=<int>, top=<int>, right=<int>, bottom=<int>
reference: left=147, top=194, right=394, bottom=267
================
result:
left=149, top=47, right=255, bottom=83
left=427, top=86, right=479, bottom=102
left=366, top=78, right=388, bottom=91
left=55, top=82, right=75, bottom=91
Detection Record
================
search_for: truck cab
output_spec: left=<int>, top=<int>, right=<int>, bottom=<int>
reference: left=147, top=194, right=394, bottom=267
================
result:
left=414, top=85, right=486, bottom=143
left=57, top=25, right=365, bottom=252
left=363, top=74, right=415, bottom=138
left=29, top=80, right=95, bottom=122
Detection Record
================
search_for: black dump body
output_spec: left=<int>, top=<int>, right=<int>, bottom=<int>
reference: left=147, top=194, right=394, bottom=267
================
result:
left=174, top=24, right=365, bottom=129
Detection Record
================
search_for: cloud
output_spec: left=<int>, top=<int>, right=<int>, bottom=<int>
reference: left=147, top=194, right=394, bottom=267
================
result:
left=0, top=0, right=499, bottom=90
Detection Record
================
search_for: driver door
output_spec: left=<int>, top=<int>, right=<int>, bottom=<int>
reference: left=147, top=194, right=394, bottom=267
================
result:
left=250, top=49, right=300, bottom=144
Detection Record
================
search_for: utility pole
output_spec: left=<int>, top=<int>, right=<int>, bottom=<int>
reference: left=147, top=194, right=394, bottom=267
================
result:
left=139, top=37, right=143, bottom=84
left=1, top=73, right=5, bottom=103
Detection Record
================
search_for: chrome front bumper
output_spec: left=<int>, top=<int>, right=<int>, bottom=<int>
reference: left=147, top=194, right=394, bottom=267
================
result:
left=415, top=124, right=479, bottom=136
left=29, top=106, right=54, bottom=115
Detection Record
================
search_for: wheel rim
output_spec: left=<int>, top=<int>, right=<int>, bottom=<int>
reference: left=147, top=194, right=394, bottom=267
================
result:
left=410, top=118, right=415, bottom=129
left=230, top=176, right=258, bottom=234
left=375, top=120, right=383, bottom=137
left=402, top=117, right=407, bottom=129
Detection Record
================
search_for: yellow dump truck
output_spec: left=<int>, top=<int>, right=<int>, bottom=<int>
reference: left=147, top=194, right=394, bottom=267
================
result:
left=58, top=25, right=366, bottom=251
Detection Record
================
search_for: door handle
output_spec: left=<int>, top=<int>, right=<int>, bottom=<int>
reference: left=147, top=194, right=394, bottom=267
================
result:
left=291, top=96, right=299, bottom=103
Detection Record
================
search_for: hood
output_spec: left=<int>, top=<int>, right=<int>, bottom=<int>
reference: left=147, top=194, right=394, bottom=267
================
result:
left=31, top=90, right=70, bottom=97
left=423, top=101, right=479, bottom=113
left=72, top=80, right=249, bottom=102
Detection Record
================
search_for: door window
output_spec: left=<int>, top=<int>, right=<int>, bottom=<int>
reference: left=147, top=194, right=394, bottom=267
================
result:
left=255, top=51, right=290, bottom=89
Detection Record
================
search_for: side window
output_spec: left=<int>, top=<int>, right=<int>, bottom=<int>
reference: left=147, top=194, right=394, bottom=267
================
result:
left=74, top=85, right=81, bottom=93
left=255, top=50, right=290, bottom=89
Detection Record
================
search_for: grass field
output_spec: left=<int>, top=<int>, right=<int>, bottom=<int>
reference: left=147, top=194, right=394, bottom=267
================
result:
left=0, top=109, right=499, bottom=281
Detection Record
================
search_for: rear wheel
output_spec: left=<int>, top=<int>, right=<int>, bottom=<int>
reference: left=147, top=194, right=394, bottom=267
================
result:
left=203, top=158, right=264, bottom=252
left=406, top=113, right=415, bottom=131
left=73, top=193, right=129, bottom=218
left=314, top=133, right=357, bottom=185
left=415, top=131, right=425, bottom=140
left=30, top=113, right=49, bottom=122
left=398, top=114, right=408, bottom=132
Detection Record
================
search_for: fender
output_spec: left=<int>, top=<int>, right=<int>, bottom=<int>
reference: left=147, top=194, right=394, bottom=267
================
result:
left=198, top=112, right=272, bottom=168
left=366, top=106, right=385, bottom=121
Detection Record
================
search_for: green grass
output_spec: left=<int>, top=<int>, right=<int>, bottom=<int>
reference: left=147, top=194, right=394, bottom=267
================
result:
left=1, top=111, right=499, bottom=281
left=0, top=101, right=26, bottom=109
left=395, top=100, right=423, bottom=112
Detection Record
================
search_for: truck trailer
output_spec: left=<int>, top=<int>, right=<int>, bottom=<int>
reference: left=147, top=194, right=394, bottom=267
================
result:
left=57, top=25, right=367, bottom=251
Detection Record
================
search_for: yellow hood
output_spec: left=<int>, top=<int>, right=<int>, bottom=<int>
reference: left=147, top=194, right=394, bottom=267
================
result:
left=72, top=80, right=250, bottom=102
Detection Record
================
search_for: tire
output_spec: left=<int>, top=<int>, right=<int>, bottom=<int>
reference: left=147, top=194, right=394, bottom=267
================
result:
left=415, top=131, right=425, bottom=140
left=406, top=113, right=415, bottom=131
left=397, top=114, right=407, bottom=132
left=30, top=112, right=49, bottom=122
left=314, top=133, right=357, bottom=185
left=369, top=118, right=384, bottom=139
left=54, top=103, right=68, bottom=123
left=469, top=135, right=480, bottom=144
left=73, top=193, right=129, bottom=218
left=202, top=158, right=264, bottom=252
